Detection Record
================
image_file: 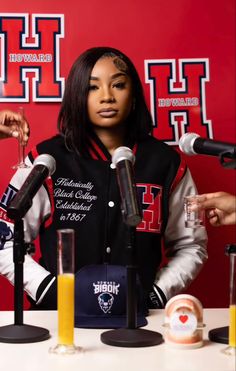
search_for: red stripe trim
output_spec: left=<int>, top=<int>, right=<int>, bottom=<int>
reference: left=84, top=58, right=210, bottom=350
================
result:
left=88, top=146, right=99, bottom=160
left=44, top=176, right=54, bottom=228
left=170, top=155, right=187, bottom=194
left=133, top=143, right=138, bottom=156
left=31, top=146, right=39, bottom=161
left=90, top=138, right=108, bottom=161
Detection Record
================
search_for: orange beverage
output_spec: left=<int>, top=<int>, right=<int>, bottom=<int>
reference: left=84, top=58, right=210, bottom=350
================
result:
left=58, top=273, right=75, bottom=345
left=229, top=305, right=236, bottom=348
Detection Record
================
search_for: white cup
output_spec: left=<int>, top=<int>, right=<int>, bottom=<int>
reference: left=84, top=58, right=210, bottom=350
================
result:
left=163, top=294, right=205, bottom=349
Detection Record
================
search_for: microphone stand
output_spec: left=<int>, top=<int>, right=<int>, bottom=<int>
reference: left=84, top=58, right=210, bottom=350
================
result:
left=101, top=223, right=163, bottom=347
left=0, top=218, right=50, bottom=343
left=220, top=152, right=236, bottom=169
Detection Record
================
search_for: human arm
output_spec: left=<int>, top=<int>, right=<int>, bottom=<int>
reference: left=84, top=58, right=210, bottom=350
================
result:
left=198, top=192, right=236, bottom=226
left=150, top=169, right=208, bottom=306
left=0, top=109, right=30, bottom=145
left=0, top=157, right=56, bottom=306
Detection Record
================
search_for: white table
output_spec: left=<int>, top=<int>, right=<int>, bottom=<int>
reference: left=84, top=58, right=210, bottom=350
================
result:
left=0, top=309, right=234, bottom=371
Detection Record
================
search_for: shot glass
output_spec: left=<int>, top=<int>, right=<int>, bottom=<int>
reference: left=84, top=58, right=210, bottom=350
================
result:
left=49, top=229, right=81, bottom=355
left=184, top=195, right=205, bottom=228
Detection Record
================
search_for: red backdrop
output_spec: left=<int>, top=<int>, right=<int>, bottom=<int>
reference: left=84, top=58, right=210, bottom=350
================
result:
left=0, top=0, right=235, bottom=309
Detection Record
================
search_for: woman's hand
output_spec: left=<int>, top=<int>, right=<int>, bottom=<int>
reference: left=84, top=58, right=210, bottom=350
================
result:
left=198, top=192, right=236, bottom=226
left=0, top=109, right=30, bottom=145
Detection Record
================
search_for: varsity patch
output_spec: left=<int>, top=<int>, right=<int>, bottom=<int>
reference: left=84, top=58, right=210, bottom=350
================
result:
left=137, top=183, right=162, bottom=233
left=0, top=184, right=18, bottom=212
left=0, top=184, right=17, bottom=249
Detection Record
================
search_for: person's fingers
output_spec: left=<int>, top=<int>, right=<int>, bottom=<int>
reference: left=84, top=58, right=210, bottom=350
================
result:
left=0, top=123, right=11, bottom=135
left=209, top=215, right=220, bottom=226
left=1, top=112, right=21, bottom=125
left=200, top=192, right=227, bottom=200
left=207, top=209, right=216, bottom=218
left=199, top=198, right=218, bottom=210
left=5, top=116, right=29, bottom=145
left=12, top=131, right=19, bottom=138
left=0, top=123, right=19, bottom=139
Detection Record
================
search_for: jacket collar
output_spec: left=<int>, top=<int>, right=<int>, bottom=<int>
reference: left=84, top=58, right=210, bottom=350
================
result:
left=87, top=131, right=137, bottom=161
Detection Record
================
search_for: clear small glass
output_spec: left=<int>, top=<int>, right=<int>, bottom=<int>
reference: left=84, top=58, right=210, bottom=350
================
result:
left=12, top=106, right=29, bottom=169
left=49, top=229, right=81, bottom=355
left=222, top=247, right=236, bottom=356
left=184, top=195, right=205, bottom=228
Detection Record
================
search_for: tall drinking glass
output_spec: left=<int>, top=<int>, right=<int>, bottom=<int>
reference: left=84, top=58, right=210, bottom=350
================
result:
left=222, top=244, right=236, bottom=356
left=49, top=229, right=81, bottom=355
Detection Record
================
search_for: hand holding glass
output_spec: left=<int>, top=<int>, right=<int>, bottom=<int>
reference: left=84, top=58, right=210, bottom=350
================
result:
left=12, top=107, right=29, bottom=169
left=49, top=229, right=81, bottom=355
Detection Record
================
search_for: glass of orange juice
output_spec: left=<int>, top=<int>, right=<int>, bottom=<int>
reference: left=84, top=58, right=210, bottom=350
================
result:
left=49, top=229, right=81, bottom=355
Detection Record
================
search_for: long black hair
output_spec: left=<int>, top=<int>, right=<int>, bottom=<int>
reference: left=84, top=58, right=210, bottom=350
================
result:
left=58, top=46, right=153, bottom=155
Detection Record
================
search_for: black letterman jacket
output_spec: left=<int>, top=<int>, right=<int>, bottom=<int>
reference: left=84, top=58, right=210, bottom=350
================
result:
left=0, top=134, right=207, bottom=309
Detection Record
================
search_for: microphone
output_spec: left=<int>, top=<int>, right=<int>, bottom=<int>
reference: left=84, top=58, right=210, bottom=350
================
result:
left=179, top=133, right=236, bottom=159
left=112, top=146, right=142, bottom=227
left=7, top=154, right=56, bottom=220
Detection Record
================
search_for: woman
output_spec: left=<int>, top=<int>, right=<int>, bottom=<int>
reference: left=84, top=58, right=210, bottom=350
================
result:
left=0, top=47, right=207, bottom=312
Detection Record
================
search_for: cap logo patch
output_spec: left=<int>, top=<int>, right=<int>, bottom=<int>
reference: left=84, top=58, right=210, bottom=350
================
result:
left=93, top=281, right=120, bottom=314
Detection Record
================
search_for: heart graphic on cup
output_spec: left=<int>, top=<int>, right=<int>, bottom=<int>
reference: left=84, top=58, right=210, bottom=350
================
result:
left=164, top=294, right=203, bottom=348
left=179, top=315, right=188, bottom=323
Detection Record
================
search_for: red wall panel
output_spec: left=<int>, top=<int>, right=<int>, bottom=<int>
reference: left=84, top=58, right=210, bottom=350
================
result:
left=0, top=0, right=235, bottom=309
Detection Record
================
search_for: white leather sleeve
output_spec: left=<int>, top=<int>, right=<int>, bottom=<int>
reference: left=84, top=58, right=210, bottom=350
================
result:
left=154, top=168, right=208, bottom=301
left=0, top=157, right=52, bottom=301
